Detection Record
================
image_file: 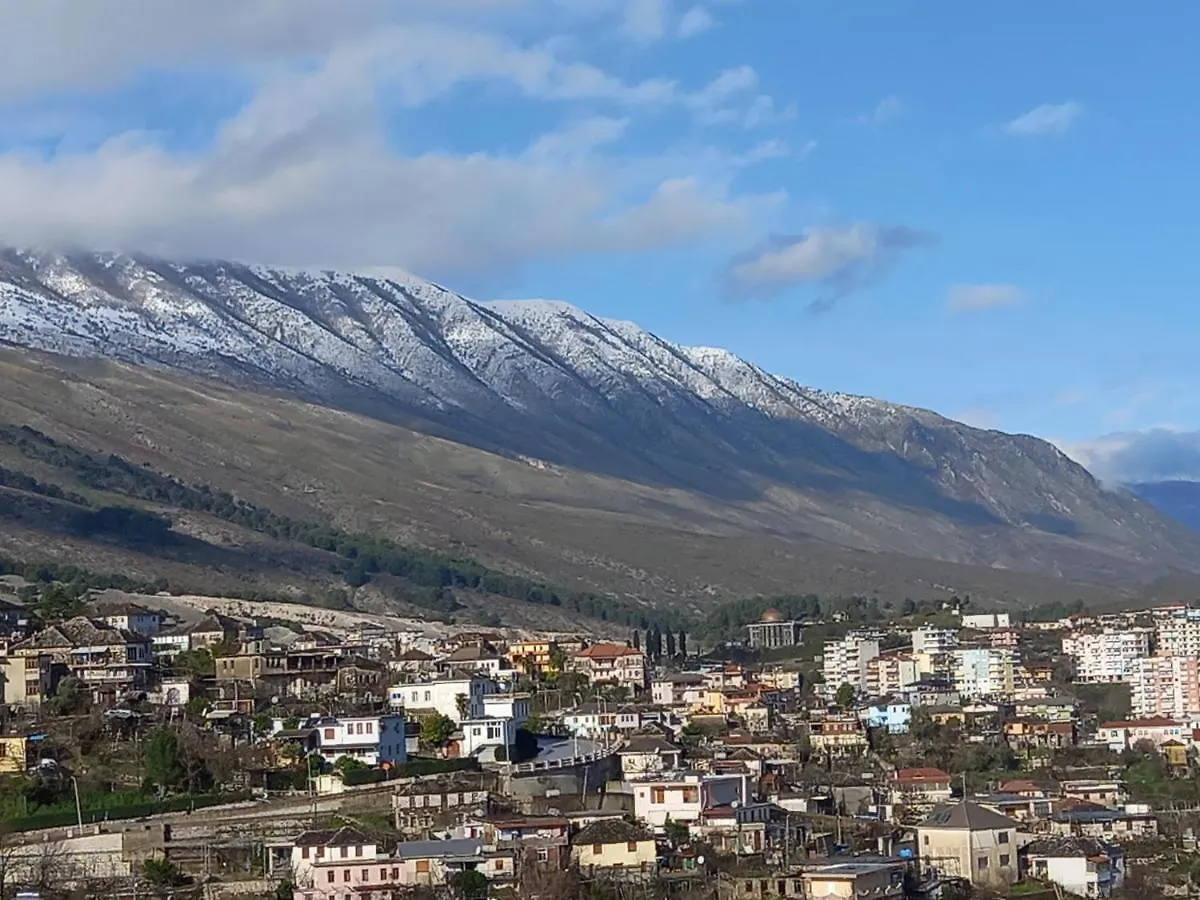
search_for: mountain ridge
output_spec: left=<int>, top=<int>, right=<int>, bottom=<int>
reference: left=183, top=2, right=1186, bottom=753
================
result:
left=0, top=247, right=1197, bottom=587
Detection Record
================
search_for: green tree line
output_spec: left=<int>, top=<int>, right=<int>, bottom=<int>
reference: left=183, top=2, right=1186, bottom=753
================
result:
left=0, top=424, right=682, bottom=630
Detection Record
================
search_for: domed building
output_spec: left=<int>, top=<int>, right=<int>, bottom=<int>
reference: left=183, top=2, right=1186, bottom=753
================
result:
left=746, top=607, right=803, bottom=650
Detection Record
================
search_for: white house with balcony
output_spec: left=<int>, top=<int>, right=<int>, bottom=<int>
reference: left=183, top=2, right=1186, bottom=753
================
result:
left=632, top=771, right=751, bottom=830
left=300, top=714, right=407, bottom=767
left=388, top=674, right=497, bottom=723
left=459, top=693, right=531, bottom=757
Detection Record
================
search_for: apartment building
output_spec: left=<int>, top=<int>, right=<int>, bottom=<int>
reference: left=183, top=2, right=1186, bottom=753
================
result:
left=1131, top=655, right=1200, bottom=719
left=912, top=626, right=959, bottom=657
left=1060, top=629, right=1150, bottom=684
left=1155, top=607, right=1200, bottom=657
left=867, top=651, right=920, bottom=696
left=822, top=633, right=880, bottom=694
left=950, top=647, right=1015, bottom=699
left=1097, top=717, right=1186, bottom=752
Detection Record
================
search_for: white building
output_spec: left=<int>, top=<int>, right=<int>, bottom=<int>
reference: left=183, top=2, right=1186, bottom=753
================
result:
left=822, top=634, right=880, bottom=695
left=1022, top=837, right=1125, bottom=897
left=1061, top=629, right=1150, bottom=684
left=867, top=652, right=920, bottom=697
left=912, top=626, right=959, bottom=656
left=652, top=673, right=707, bottom=707
left=1155, top=607, right=1200, bottom=657
left=304, top=714, right=407, bottom=767
left=459, top=693, right=530, bottom=757
left=632, top=772, right=751, bottom=829
left=950, top=647, right=1015, bottom=699
left=388, top=675, right=497, bottom=722
left=962, top=613, right=1011, bottom=630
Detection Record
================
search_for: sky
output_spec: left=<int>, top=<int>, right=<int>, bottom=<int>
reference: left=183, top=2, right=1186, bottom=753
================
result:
left=0, top=0, right=1197, bottom=483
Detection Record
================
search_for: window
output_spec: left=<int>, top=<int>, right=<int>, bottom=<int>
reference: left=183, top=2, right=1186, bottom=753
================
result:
left=340, top=847, right=348, bottom=859
left=1000, top=854, right=1010, bottom=867
left=651, top=787, right=665, bottom=804
left=367, top=722, right=374, bottom=734
left=325, top=728, right=335, bottom=740
left=424, top=690, right=431, bottom=702
left=627, top=842, right=638, bottom=852
left=302, top=847, right=310, bottom=859
left=355, top=846, right=363, bottom=857
left=977, top=857, right=988, bottom=871
left=495, top=859, right=505, bottom=871
left=392, top=868, right=399, bottom=880
left=361, top=869, right=369, bottom=880
left=998, top=831, right=1010, bottom=844
left=343, top=870, right=350, bottom=882
left=681, top=787, right=700, bottom=804
left=327, top=872, right=335, bottom=884
left=922, top=835, right=929, bottom=846
left=593, top=844, right=603, bottom=855
left=537, top=849, right=550, bottom=863
left=416, top=860, right=430, bottom=874
left=381, top=868, right=387, bottom=880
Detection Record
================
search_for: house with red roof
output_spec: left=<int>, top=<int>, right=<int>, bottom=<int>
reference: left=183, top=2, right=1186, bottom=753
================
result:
left=1096, top=717, right=1186, bottom=752
left=570, top=642, right=647, bottom=692
left=889, top=767, right=954, bottom=816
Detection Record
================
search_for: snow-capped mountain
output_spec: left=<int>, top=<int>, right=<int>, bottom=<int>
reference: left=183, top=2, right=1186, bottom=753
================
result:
left=1, top=247, right=1196, bottom=579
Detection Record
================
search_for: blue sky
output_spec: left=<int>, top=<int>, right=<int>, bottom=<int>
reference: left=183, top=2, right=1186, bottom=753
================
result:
left=1, top=0, right=1198, bottom=481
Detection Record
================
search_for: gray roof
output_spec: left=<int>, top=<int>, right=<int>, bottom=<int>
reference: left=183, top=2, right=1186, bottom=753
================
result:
left=394, top=838, right=484, bottom=860
left=920, top=801, right=1018, bottom=831
left=1023, top=836, right=1122, bottom=859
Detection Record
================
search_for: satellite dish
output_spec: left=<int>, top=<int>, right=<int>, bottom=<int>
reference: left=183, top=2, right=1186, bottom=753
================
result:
left=697, top=855, right=705, bottom=866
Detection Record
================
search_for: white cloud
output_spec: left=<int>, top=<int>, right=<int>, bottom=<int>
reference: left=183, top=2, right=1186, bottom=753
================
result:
left=1060, top=429, right=1200, bottom=483
left=856, top=95, right=903, bottom=125
left=525, top=116, right=630, bottom=161
left=0, top=0, right=526, bottom=102
left=0, top=53, right=775, bottom=281
left=946, top=283, right=1025, bottom=313
left=725, top=223, right=936, bottom=306
left=620, top=0, right=670, bottom=42
left=678, top=5, right=716, bottom=38
left=1003, top=102, right=1084, bottom=137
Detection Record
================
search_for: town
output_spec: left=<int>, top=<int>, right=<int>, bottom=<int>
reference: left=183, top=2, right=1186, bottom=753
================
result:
left=2, top=582, right=1199, bottom=900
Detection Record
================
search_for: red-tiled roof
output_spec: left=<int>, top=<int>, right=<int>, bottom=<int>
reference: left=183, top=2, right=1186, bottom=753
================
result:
left=575, top=642, right=642, bottom=659
left=893, top=767, right=952, bottom=784
left=1099, top=717, right=1181, bottom=729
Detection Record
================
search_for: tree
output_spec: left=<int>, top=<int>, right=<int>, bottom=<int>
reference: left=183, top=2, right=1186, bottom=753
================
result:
left=455, top=693, right=471, bottom=721
left=663, top=819, right=690, bottom=848
left=678, top=631, right=687, bottom=658
left=449, top=869, right=488, bottom=900
left=143, top=857, right=186, bottom=887
left=47, top=676, right=84, bottom=715
left=421, top=714, right=455, bottom=747
left=144, top=728, right=186, bottom=792
left=666, top=630, right=677, bottom=658
left=631, top=631, right=640, bottom=650
left=333, top=755, right=369, bottom=776
left=548, top=646, right=568, bottom=673
left=173, top=649, right=215, bottom=678
left=834, top=683, right=856, bottom=709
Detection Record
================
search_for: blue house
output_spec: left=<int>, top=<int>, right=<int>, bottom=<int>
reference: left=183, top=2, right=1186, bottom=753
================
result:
left=858, top=700, right=912, bottom=734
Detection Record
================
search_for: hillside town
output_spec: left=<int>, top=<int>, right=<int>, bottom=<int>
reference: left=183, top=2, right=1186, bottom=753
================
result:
left=2, top=584, right=1200, bottom=899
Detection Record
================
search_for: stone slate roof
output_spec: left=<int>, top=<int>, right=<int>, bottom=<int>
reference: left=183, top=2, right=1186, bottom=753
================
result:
left=573, top=819, right=655, bottom=845
left=920, top=801, right=1018, bottom=831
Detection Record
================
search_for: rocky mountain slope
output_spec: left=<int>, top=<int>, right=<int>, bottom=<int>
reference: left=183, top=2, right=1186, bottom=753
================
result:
left=0, top=247, right=1196, bottom=587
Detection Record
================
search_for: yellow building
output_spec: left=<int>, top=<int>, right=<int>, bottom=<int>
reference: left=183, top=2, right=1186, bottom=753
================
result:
left=572, top=819, right=657, bottom=876
left=508, top=641, right=558, bottom=675
left=0, top=735, right=27, bottom=774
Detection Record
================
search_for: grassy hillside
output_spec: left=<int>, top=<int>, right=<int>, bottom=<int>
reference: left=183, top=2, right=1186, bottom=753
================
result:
left=0, top=347, right=1178, bottom=628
